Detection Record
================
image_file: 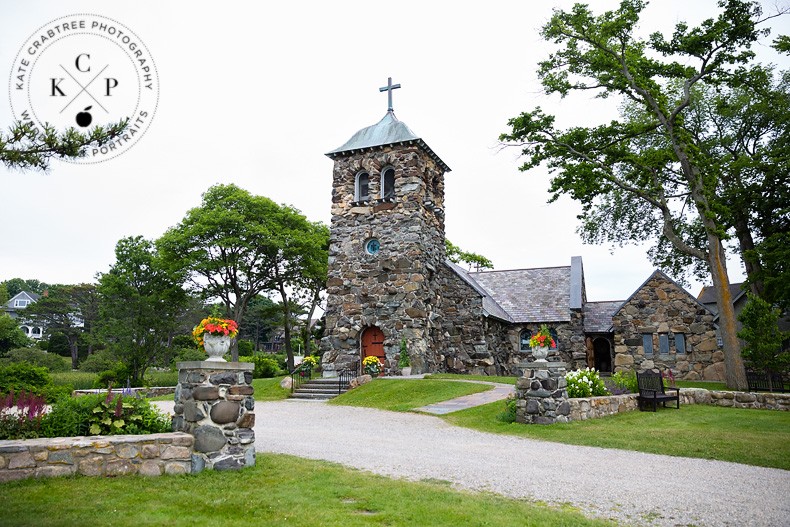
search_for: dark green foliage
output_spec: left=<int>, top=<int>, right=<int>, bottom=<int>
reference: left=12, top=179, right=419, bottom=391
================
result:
left=0, top=362, right=70, bottom=402
left=399, top=339, right=411, bottom=367
left=1, top=278, right=50, bottom=297
left=738, top=294, right=790, bottom=386
left=1, top=119, right=128, bottom=171
left=170, top=334, right=194, bottom=349
left=241, top=356, right=280, bottom=378
left=2, top=348, right=70, bottom=372
left=36, top=340, right=48, bottom=351
left=78, top=350, right=122, bottom=373
left=92, top=364, right=145, bottom=389
left=97, top=236, right=189, bottom=385
left=237, top=339, right=254, bottom=356
left=0, top=314, right=30, bottom=355
left=172, top=347, right=207, bottom=366
left=445, top=239, right=494, bottom=271
left=496, top=395, right=517, bottom=423
left=39, top=391, right=170, bottom=438
left=47, top=334, right=71, bottom=357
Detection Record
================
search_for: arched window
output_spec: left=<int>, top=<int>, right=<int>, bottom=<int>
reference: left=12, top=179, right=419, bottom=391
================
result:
left=549, top=329, right=559, bottom=350
left=355, top=172, right=370, bottom=202
left=381, top=168, right=395, bottom=199
left=519, top=329, right=532, bottom=352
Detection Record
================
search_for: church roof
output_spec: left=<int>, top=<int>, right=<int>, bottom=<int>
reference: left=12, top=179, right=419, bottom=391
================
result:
left=444, top=261, right=513, bottom=323
left=326, top=111, right=451, bottom=172
left=583, top=301, right=623, bottom=333
left=469, top=267, right=572, bottom=323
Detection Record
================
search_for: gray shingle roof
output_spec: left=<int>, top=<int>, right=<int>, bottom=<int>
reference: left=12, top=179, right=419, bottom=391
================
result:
left=469, top=267, right=572, bottom=323
left=697, top=283, right=745, bottom=305
left=325, top=111, right=451, bottom=172
left=444, top=261, right=513, bottom=322
left=583, top=301, right=623, bottom=333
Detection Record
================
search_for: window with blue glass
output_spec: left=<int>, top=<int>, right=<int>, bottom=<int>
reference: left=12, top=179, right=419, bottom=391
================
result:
left=643, top=334, right=653, bottom=355
left=674, top=333, right=686, bottom=354
left=659, top=334, right=669, bottom=354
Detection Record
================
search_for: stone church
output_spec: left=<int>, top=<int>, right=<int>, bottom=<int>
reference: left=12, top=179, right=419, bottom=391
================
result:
left=319, top=84, right=725, bottom=381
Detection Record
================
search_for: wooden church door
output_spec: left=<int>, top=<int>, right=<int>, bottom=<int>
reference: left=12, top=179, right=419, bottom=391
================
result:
left=361, top=327, right=386, bottom=369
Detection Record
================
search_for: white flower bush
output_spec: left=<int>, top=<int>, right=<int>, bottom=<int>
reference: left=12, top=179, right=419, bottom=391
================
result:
left=565, top=367, right=609, bottom=398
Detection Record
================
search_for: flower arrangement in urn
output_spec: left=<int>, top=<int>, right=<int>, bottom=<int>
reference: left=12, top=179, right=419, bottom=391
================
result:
left=529, top=324, right=555, bottom=362
left=193, top=317, right=239, bottom=362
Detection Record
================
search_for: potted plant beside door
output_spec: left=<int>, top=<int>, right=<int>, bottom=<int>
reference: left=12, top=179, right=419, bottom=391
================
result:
left=399, top=339, right=412, bottom=376
left=363, top=356, right=382, bottom=377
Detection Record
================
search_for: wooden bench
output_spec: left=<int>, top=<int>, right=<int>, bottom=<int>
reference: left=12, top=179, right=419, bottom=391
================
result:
left=746, top=371, right=789, bottom=393
left=636, top=370, right=680, bottom=412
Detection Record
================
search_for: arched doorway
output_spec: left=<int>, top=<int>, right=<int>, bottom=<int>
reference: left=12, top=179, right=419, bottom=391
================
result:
left=361, top=326, right=386, bottom=371
left=593, top=338, right=612, bottom=372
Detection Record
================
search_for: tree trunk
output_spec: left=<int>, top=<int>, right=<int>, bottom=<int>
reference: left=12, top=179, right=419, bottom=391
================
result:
left=69, top=337, right=79, bottom=370
left=706, top=232, right=748, bottom=391
left=733, top=216, right=765, bottom=298
left=281, top=293, right=295, bottom=372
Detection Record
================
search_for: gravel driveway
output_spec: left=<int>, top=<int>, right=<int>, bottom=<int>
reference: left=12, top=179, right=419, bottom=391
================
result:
left=156, top=399, right=790, bottom=526
left=254, top=400, right=790, bottom=527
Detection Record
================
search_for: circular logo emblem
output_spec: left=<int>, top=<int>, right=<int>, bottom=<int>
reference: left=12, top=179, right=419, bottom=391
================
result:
left=8, top=14, right=158, bottom=164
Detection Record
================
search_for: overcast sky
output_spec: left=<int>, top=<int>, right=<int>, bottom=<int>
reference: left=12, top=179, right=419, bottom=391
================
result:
left=2, top=0, right=788, bottom=303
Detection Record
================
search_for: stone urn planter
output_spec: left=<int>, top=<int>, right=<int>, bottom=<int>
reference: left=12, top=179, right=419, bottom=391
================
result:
left=203, top=333, right=231, bottom=362
left=532, top=346, right=549, bottom=362
left=401, top=367, right=412, bottom=377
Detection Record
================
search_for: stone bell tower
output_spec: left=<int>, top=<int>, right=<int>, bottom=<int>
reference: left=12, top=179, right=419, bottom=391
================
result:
left=320, top=78, right=451, bottom=375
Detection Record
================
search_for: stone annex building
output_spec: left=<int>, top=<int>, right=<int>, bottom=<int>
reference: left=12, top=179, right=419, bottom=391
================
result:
left=319, top=86, right=725, bottom=382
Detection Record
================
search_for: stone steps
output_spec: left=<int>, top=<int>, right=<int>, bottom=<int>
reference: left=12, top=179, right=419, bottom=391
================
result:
left=290, top=378, right=348, bottom=400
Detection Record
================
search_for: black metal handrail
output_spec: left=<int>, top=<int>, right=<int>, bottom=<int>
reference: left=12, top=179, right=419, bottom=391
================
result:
left=289, top=363, right=313, bottom=394
left=337, top=367, right=355, bottom=395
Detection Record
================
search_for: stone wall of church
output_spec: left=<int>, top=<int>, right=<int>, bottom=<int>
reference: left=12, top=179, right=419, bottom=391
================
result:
left=612, top=273, right=723, bottom=381
left=320, top=145, right=448, bottom=375
left=494, top=319, right=587, bottom=376
left=436, top=264, right=488, bottom=374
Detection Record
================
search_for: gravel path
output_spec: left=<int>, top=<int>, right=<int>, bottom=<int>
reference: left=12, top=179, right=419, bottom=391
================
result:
left=252, top=400, right=790, bottom=527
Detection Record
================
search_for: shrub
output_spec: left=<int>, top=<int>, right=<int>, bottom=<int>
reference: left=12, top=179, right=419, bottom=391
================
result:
left=237, top=340, right=254, bottom=357
left=93, top=365, right=146, bottom=389
left=40, top=389, right=171, bottom=438
left=565, top=368, right=608, bottom=398
left=610, top=370, right=637, bottom=393
left=0, top=362, right=52, bottom=397
left=3, top=348, right=70, bottom=372
left=79, top=350, right=122, bottom=372
left=496, top=394, right=517, bottom=423
left=172, top=347, right=207, bottom=366
left=240, top=356, right=279, bottom=378
left=398, top=339, right=410, bottom=368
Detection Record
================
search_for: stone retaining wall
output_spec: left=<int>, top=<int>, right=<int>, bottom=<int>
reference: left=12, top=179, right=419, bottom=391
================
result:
left=0, top=432, right=193, bottom=483
left=72, top=386, right=176, bottom=398
left=568, top=389, right=790, bottom=421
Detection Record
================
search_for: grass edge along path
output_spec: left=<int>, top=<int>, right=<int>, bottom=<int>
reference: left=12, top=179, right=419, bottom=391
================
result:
left=0, top=453, right=616, bottom=527
left=327, top=378, right=493, bottom=412
left=442, top=400, right=790, bottom=470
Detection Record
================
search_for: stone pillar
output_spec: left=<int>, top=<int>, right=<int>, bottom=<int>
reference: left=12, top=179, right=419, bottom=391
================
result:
left=516, top=361, right=571, bottom=425
left=172, top=361, right=255, bottom=472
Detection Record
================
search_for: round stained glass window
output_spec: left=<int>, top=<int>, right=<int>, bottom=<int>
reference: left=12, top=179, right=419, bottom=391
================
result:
left=365, top=239, right=380, bottom=255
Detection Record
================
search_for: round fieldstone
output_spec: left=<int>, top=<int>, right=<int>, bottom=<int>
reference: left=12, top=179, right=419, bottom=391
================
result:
left=210, top=401, right=241, bottom=424
left=193, top=425, right=227, bottom=452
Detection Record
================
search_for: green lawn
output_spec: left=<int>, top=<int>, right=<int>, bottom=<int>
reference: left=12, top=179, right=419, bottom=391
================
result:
left=328, top=379, right=492, bottom=412
left=0, top=454, right=613, bottom=527
left=443, top=401, right=790, bottom=470
left=425, top=373, right=519, bottom=385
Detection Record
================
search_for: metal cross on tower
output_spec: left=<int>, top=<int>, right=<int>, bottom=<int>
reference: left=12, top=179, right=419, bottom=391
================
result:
left=379, top=77, right=401, bottom=112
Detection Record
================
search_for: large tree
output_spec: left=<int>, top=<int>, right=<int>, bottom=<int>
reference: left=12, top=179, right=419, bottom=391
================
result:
left=158, top=184, right=330, bottom=363
left=499, top=0, right=786, bottom=390
left=268, top=218, right=329, bottom=371
left=0, top=315, right=30, bottom=355
left=1, top=120, right=127, bottom=171
left=97, top=236, right=189, bottom=385
left=2, top=278, right=50, bottom=298
left=20, top=285, right=91, bottom=369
